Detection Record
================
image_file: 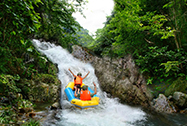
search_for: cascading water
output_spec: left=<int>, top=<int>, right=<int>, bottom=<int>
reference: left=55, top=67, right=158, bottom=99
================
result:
left=32, top=39, right=187, bottom=126
left=33, top=40, right=187, bottom=126
left=32, top=39, right=146, bottom=126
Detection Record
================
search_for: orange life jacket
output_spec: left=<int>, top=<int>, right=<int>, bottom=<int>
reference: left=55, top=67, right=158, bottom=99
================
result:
left=80, top=90, right=91, bottom=101
left=74, top=76, right=83, bottom=86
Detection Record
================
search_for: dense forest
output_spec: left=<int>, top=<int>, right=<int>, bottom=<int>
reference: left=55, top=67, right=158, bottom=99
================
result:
left=0, top=0, right=86, bottom=124
left=0, top=0, right=187, bottom=125
left=88, top=0, right=187, bottom=84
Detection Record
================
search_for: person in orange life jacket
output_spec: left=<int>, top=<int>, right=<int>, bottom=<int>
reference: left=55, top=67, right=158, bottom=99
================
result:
left=68, top=68, right=90, bottom=93
left=74, top=82, right=97, bottom=101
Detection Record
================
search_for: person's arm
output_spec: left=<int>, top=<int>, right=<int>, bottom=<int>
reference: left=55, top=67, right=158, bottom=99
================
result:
left=68, top=68, right=76, bottom=77
left=93, top=82, right=97, bottom=95
left=82, top=71, right=90, bottom=79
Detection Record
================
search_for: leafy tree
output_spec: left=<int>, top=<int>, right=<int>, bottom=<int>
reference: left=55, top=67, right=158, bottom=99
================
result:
left=89, top=14, right=117, bottom=57
left=0, top=0, right=87, bottom=124
left=0, top=0, right=87, bottom=76
left=0, top=0, right=41, bottom=76
left=34, top=0, right=87, bottom=48
left=163, top=0, right=187, bottom=49
left=90, top=0, right=187, bottom=82
left=77, top=28, right=94, bottom=47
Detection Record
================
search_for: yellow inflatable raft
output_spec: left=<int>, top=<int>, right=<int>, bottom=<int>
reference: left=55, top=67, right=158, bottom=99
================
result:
left=64, top=82, right=100, bottom=109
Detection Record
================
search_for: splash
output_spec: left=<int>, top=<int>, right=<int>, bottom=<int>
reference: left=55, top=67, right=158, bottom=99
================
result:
left=32, top=39, right=146, bottom=126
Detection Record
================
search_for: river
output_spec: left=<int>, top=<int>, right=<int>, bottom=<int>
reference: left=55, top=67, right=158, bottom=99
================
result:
left=32, top=39, right=187, bottom=126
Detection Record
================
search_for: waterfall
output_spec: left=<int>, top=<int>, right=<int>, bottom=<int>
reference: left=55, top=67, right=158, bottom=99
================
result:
left=32, top=39, right=147, bottom=126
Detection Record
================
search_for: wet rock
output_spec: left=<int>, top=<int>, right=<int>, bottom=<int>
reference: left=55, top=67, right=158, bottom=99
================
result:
left=71, top=46, right=93, bottom=62
left=180, top=108, right=187, bottom=113
left=51, top=102, right=60, bottom=110
left=152, top=94, right=176, bottom=113
left=173, top=92, right=187, bottom=108
left=168, top=95, right=173, bottom=100
left=93, top=56, right=153, bottom=107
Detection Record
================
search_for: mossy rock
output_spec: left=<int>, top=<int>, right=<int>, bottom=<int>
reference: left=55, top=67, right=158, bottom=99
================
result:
left=165, top=77, right=187, bottom=96
left=33, top=74, right=59, bottom=85
left=20, top=74, right=61, bottom=103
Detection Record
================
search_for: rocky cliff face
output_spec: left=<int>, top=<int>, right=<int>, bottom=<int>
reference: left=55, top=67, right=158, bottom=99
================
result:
left=70, top=45, right=187, bottom=114
left=71, top=45, right=153, bottom=108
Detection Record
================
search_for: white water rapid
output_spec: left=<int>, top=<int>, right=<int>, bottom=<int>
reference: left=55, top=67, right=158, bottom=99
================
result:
left=32, top=39, right=147, bottom=126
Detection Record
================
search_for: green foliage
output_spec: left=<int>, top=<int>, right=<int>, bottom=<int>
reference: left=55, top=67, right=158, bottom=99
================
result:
left=148, top=79, right=172, bottom=97
left=0, top=0, right=43, bottom=77
left=147, top=77, right=154, bottom=85
left=0, top=46, right=12, bottom=73
left=161, top=61, right=180, bottom=73
left=0, top=106, right=17, bottom=124
left=140, top=12, right=173, bottom=38
left=34, top=0, right=86, bottom=48
left=135, top=46, right=187, bottom=83
left=0, top=0, right=86, bottom=77
left=17, top=99, right=33, bottom=110
left=0, top=0, right=87, bottom=124
left=0, top=74, right=21, bottom=94
left=163, top=0, right=187, bottom=49
left=88, top=0, right=187, bottom=84
left=22, top=119, right=40, bottom=126
left=33, top=74, right=58, bottom=84
left=89, top=24, right=117, bottom=57
left=0, top=0, right=41, bottom=44
left=0, top=74, right=36, bottom=125
left=77, top=28, right=94, bottom=47
left=0, top=100, right=35, bottom=125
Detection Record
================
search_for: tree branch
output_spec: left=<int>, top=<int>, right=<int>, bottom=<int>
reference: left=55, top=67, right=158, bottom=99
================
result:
left=144, top=38, right=155, bottom=44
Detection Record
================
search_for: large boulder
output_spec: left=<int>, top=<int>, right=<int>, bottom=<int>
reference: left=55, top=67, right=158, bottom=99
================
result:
left=151, top=94, right=176, bottom=113
left=92, top=56, right=153, bottom=107
left=71, top=45, right=153, bottom=107
left=51, top=102, right=60, bottom=110
left=173, top=92, right=187, bottom=108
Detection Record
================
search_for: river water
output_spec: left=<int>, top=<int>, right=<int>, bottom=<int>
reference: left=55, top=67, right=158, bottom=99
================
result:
left=32, top=39, right=187, bottom=126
